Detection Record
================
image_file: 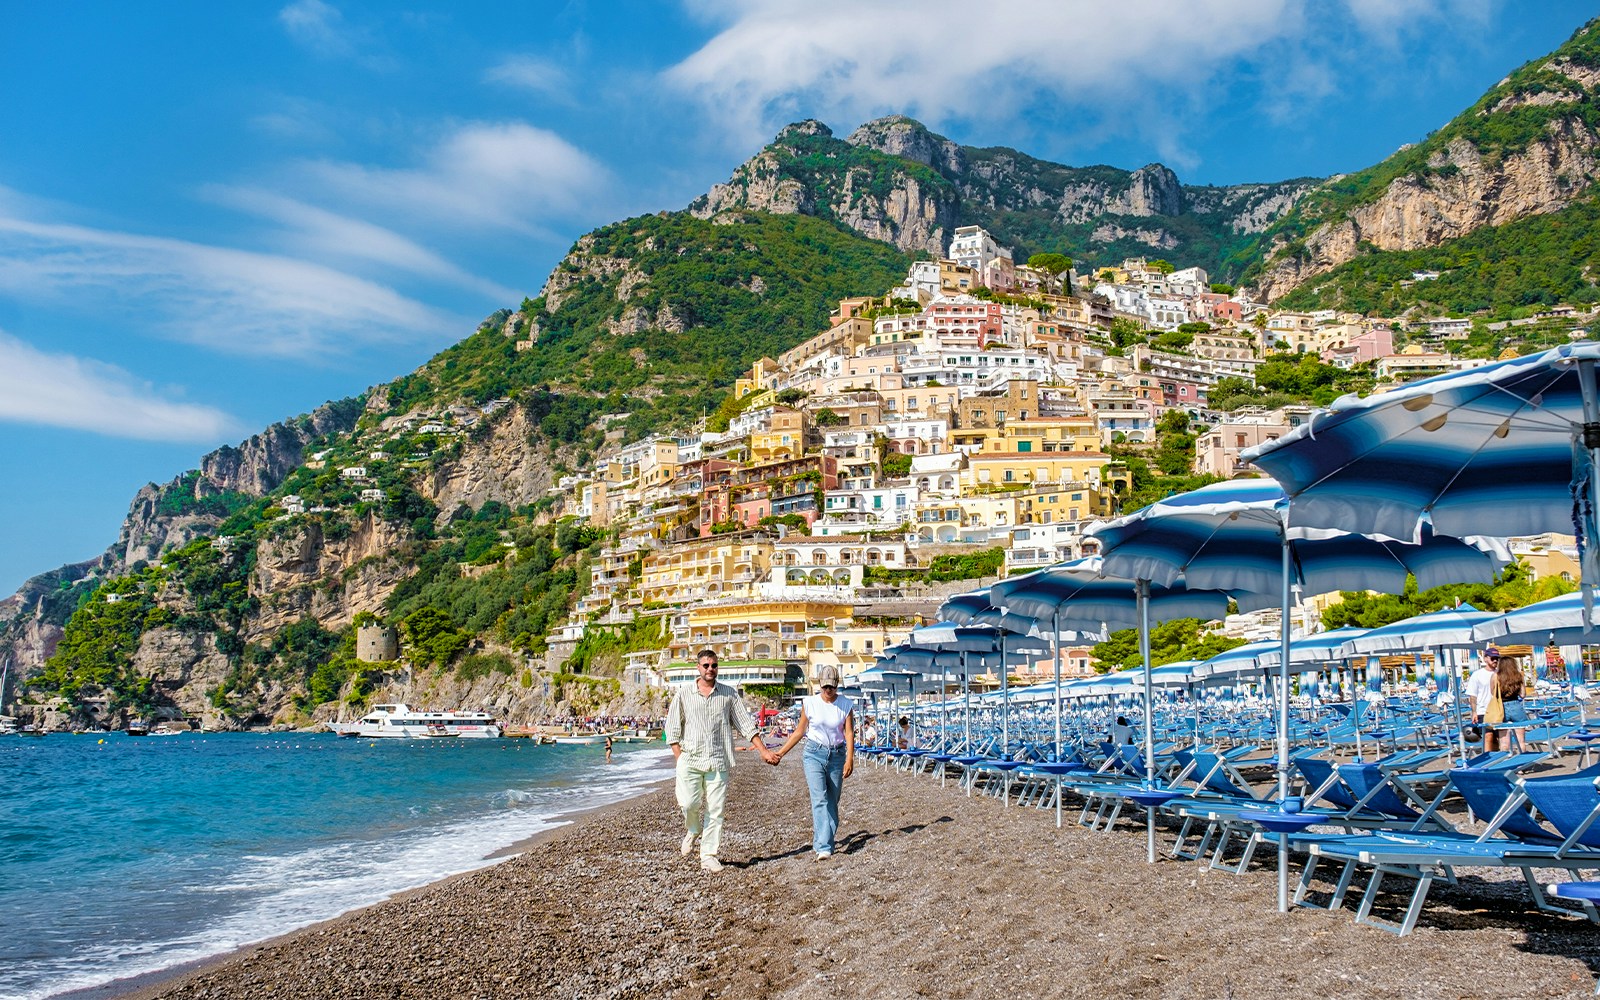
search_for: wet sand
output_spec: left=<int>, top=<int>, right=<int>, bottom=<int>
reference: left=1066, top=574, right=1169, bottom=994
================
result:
left=89, top=756, right=1600, bottom=999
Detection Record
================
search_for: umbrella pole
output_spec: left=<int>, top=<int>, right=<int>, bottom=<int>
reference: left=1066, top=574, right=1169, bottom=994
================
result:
left=1054, top=608, right=1064, bottom=828
left=1277, top=526, right=1293, bottom=913
left=1000, top=631, right=1009, bottom=760
left=1445, top=646, right=1467, bottom=765
left=1137, top=579, right=1157, bottom=864
left=1578, top=358, right=1600, bottom=628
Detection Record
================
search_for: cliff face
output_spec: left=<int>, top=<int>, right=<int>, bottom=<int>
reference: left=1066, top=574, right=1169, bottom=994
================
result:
left=691, top=115, right=1319, bottom=275
left=1251, top=25, right=1600, bottom=300
left=113, top=399, right=365, bottom=575
left=1254, top=123, right=1600, bottom=300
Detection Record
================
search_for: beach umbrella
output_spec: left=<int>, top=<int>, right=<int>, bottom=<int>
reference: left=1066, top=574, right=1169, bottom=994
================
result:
left=1243, top=342, right=1600, bottom=620
left=1255, top=627, right=1371, bottom=671
left=1472, top=591, right=1600, bottom=646
left=1090, top=476, right=1511, bottom=914
left=991, top=558, right=1232, bottom=862
left=1088, top=478, right=1508, bottom=911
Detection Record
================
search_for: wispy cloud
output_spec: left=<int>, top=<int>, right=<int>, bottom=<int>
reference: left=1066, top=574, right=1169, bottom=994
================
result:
left=278, top=0, right=355, bottom=56
left=0, top=330, right=239, bottom=442
left=298, top=121, right=609, bottom=232
left=484, top=55, right=574, bottom=102
left=0, top=212, right=459, bottom=359
left=277, top=0, right=394, bottom=69
left=203, top=185, right=520, bottom=301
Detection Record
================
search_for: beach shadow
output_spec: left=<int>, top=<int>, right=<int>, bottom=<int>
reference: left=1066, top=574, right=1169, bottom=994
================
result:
left=737, top=816, right=954, bottom=866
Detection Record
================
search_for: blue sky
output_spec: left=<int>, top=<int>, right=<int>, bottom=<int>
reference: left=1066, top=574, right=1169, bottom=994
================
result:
left=0, top=0, right=1594, bottom=595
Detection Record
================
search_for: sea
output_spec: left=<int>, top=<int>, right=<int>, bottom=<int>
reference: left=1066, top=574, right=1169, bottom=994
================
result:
left=0, top=731, right=674, bottom=1000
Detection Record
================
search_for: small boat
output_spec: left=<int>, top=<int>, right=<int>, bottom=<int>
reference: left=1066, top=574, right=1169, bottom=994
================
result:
left=126, top=720, right=150, bottom=736
left=548, top=731, right=619, bottom=746
left=18, top=724, right=46, bottom=737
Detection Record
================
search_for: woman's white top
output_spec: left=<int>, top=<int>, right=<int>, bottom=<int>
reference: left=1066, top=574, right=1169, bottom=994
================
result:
left=803, top=694, right=854, bottom=748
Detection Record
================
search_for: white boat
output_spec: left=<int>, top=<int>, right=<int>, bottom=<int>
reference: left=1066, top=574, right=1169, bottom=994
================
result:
left=548, top=730, right=618, bottom=746
left=329, top=703, right=501, bottom=739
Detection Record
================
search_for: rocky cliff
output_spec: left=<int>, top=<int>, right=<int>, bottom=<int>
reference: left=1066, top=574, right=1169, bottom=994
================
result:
left=1250, top=23, right=1600, bottom=300
left=692, top=115, right=1320, bottom=276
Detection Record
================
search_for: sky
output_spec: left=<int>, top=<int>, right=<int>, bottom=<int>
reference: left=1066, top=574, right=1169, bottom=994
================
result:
left=0, top=0, right=1595, bottom=595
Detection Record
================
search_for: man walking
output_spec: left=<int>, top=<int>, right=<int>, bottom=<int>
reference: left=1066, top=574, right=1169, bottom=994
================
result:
left=666, top=649, right=777, bottom=871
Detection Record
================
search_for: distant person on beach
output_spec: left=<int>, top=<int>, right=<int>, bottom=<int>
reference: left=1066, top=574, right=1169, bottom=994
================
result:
left=604, top=735, right=614, bottom=763
left=895, top=716, right=914, bottom=749
left=666, top=649, right=778, bottom=872
left=1467, top=648, right=1502, bottom=750
left=769, top=665, right=855, bottom=860
left=1497, top=654, right=1529, bottom=752
left=861, top=717, right=877, bottom=747
left=1111, top=715, right=1134, bottom=745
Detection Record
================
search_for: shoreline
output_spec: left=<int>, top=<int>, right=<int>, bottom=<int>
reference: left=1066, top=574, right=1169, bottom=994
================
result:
left=54, top=760, right=678, bottom=1000
left=57, top=756, right=1600, bottom=1000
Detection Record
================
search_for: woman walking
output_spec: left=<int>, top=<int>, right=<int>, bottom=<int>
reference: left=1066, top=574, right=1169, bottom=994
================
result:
left=771, top=665, right=855, bottom=860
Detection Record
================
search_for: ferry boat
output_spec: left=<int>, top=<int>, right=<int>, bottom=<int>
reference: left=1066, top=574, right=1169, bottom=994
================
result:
left=329, top=704, right=501, bottom=739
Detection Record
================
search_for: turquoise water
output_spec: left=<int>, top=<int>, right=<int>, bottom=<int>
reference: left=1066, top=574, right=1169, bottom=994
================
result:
left=0, top=732, right=672, bottom=1000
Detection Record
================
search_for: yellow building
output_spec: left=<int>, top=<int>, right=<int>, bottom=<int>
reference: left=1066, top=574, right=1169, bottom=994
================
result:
left=996, top=416, right=1101, bottom=454
left=749, top=406, right=809, bottom=463
left=638, top=534, right=773, bottom=607
left=665, top=599, right=913, bottom=691
left=734, top=357, right=780, bottom=400
left=962, top=451, right=1111, bottom=492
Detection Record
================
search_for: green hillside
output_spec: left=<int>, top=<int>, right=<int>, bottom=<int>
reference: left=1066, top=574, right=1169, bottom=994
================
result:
left=382, top=210, right=912, bottom=446
left=1276, top=195, right=1600, bottom=317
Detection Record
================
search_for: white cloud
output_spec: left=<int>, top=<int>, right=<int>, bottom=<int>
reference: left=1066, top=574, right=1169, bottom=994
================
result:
left=278, top=0, right=353, bottom=56
left=664, top=0, right=1479, bottom=153
left=0, top=330, right=238, bottom=442
left=0, top=213, right=459, bottom=359
left=484, top=55, right=573, bottom=101
left=203, top=185, right=521, bottom=301
left=667, top=0, right=1298, bottom=140
left=298, top=121, right=608, bottom=232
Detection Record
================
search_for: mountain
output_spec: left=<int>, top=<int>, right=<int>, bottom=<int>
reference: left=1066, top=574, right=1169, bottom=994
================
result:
left=690, top=116, right=1321, bottom=279
left=1247, top=19, right=1600, bottom=302
left=12, top=20, right=1600, bottom=727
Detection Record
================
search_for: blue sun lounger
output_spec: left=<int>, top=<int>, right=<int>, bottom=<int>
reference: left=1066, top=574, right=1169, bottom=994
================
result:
left=1290, top=766, right=1600, bottom=935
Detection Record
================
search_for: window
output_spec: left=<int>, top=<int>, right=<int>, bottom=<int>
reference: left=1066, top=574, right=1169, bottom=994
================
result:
left=1004, top=470, right=1014, bottom=482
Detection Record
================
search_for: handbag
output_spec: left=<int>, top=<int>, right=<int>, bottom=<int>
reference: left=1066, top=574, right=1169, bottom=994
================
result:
left=1485, top=688, right=1505, bottom=727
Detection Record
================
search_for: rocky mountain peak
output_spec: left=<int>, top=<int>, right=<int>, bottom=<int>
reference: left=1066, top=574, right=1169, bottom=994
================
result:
left=845, top=115, right=964, bottom=174
left=775, top=119, right=833, bottom=142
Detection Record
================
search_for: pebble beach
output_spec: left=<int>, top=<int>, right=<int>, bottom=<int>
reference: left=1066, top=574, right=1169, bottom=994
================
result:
left=92, top=754, right=1600, bottom=1000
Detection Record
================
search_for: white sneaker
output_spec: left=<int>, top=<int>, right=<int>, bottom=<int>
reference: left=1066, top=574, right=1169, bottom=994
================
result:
left=815, top=851, right=832, bottom=862
left=700, top=856, right=723, bottom=872
left=680, top=831, right=696, bottom=856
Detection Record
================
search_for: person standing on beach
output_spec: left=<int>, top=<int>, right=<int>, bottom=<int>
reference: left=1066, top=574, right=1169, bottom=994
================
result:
left=769, top=665, right=854, bottom=860
left=1467, top=648, right=1501, bottom=751
left=666, top=649, right=778, bottom=872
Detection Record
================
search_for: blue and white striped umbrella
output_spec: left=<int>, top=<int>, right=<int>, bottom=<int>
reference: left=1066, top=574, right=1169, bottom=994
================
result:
left=1256, top=626, right=1371, bottom=669
left=1473, top=591, right=1600, bottom=646
left=1242, top=343, right=1600, bottom=613
left=989, top=557, right=1231, bottom=630
left=989, top=557, right=1232, bottom=857
left=1089, top=478, right=1509, bottom=612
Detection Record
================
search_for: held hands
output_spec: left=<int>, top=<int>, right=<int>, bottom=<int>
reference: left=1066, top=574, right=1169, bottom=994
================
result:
left=761, top=748, right=781, bottom=766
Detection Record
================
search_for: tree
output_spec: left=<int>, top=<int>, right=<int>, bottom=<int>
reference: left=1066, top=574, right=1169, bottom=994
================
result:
left=1027, top=252, right=1073, bottom=292
left=1149, top=259, right=1175, bottom=274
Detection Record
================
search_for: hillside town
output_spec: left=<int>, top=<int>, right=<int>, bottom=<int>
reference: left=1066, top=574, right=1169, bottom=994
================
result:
left=498, top=226, right=1586, bottom=696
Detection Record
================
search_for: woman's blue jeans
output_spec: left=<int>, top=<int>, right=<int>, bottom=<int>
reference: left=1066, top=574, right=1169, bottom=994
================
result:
left=802, top=742, right=846, bottom=854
